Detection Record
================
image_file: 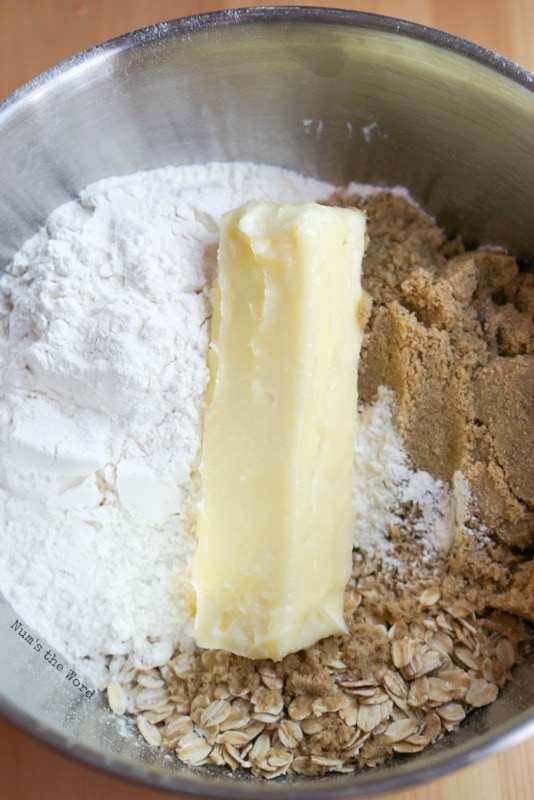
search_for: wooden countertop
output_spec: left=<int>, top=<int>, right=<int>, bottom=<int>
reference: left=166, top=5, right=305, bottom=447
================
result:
left=0, top=2, right=532, bottom=799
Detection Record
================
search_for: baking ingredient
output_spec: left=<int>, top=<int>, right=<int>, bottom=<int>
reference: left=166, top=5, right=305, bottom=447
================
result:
left=345, top=191, right=534, bottom=559
left=193, top=201, right=367, bottom=660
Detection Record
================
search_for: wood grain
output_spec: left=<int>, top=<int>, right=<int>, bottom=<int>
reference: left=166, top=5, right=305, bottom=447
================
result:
left=0, top=2, right=532, bottom=799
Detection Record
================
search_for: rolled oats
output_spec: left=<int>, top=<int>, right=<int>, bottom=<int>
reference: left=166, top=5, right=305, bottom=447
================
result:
left=466, top=679, right=499, bottom=708
left=385, top=718, right=419, bottom=743
left=200, top=699, right=232, bottom=727
left=357, top=703, right=383, bottom=733
left=496, top=639, right=515, bottom=670
left=137, top=714, right=163, bottom=747
left=249, top=732, right=272, bottom=763
left=177, top=733, right=213, bottom=766
left=107, top=680, right=128, bottom=715
left=277, top=720, right=303, bottom=749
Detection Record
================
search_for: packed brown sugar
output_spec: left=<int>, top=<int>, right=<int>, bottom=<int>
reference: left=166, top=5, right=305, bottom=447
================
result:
left=106, top=189, right=533, bottom=777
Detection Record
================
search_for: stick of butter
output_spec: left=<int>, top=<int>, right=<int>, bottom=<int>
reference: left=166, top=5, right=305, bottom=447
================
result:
left=192, top=201, right=367, bottom=661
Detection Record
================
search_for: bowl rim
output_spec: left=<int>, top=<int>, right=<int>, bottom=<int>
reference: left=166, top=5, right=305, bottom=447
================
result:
left=0, top=5, right=533, bottom=798
left=0, top=3, right=532, bottom=117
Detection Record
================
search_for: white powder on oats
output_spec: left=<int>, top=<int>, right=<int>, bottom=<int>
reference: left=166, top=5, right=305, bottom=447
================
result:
left=353, top=385, right=466, bottom=564
left=0, top=161, right=461, bottom=688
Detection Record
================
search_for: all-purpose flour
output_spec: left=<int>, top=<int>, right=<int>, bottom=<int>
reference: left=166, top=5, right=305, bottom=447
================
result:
left=0, top=162, right=459, bottom=689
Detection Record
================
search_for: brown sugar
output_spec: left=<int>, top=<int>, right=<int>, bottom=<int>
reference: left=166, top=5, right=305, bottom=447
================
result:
left=491, top=561, right=534, bottom=621
left=358, top=301, right=469, bottom=480
left=338, top=189, right=534, bottom=559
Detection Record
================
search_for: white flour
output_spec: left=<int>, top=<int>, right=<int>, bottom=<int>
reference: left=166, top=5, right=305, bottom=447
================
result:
left=0, top=162, right=460, bottom=688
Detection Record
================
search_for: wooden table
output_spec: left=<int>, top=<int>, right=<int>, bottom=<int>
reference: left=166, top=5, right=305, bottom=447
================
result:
left=0, top=2, right=532, bottom=799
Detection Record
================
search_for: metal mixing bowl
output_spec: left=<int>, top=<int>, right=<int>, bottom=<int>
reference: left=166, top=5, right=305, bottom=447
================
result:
left=0, top=7, right=533, bottom=798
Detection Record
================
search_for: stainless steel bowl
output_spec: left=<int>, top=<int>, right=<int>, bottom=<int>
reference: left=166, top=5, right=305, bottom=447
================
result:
left=0, top=7, right=533, bottom=798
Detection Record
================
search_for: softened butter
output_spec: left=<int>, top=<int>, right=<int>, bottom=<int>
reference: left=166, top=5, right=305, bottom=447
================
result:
left=193, top=201, right=367, bottom=660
